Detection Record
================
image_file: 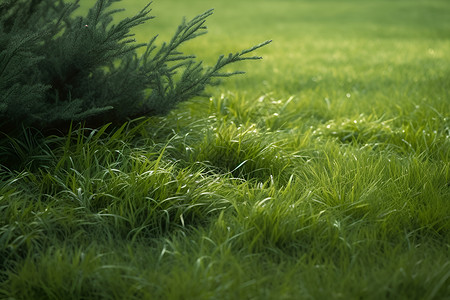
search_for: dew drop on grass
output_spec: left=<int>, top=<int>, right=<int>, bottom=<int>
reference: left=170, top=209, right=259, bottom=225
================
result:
left=333, top=220, right=341, bottom=229
left=324, top=97, right=331, bottom=109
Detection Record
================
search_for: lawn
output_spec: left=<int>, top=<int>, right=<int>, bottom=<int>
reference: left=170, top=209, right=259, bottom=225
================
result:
left=1, top=0, right=449, bottom=299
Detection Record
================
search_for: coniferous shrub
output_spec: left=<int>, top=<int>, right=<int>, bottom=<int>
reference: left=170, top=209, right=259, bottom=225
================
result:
left=0, top=0, right=270, bottom=134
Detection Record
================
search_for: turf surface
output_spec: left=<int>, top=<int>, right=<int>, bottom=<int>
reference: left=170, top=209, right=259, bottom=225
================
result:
left=1, top=0, right=449, bottom=299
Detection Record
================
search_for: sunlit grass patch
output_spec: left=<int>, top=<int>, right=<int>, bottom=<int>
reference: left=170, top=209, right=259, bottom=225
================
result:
left=313, top=113, right=449, bottom=159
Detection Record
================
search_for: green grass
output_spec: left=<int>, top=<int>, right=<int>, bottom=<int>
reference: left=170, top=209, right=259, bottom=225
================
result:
left=1, top=0, right=449, bottom=299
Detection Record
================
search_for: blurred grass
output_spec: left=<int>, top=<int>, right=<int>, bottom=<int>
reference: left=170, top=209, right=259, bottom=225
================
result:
left=77, top=0, right=450, bottom=104
left=89, top=0, right=450, bottom=111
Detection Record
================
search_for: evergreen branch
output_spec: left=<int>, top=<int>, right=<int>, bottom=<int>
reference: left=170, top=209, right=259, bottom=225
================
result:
left=105, top=4, right=154, bottom=43
left=0, top=1, right=271, bottom=133
left=0, top=32, right=44, bottom=78
left=88, top=0, right=107, bottom=27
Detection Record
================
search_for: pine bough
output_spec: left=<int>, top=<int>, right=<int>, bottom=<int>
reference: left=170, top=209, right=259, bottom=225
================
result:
left=0, top=0, right=270, bottom=133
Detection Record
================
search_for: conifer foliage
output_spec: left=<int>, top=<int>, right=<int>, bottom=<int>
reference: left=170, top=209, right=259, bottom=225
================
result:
left=0, top=0, right=270, bottom=133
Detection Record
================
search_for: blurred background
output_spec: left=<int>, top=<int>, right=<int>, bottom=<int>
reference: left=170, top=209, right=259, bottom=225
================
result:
left=77, top=0, right=450, bottom=108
